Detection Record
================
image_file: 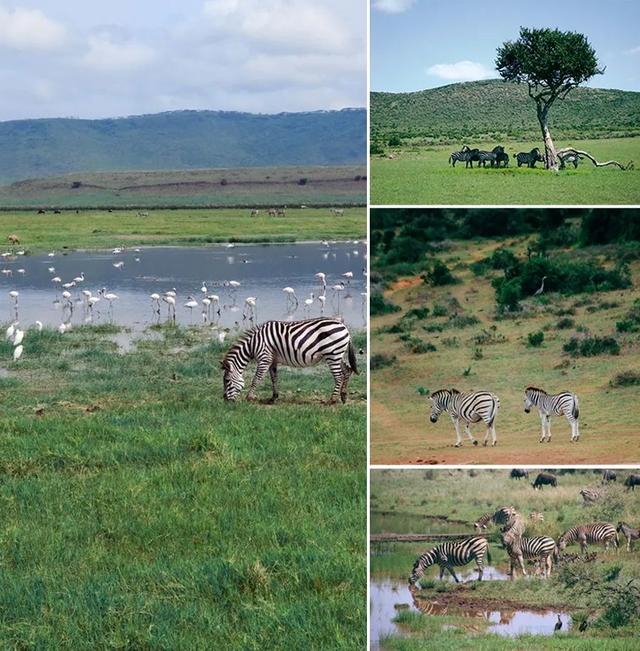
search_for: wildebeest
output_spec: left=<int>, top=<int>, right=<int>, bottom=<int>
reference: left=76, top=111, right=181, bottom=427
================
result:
left=514, top=148, right=544, bottom=168
left=602, top=470, right=617, bottom=484
left=510, top=468, right=529, bottom=480
left=624, top=474, right=640, bottom=491
left=533, top=472, right=557, bottom=489
left=617, top=522, right=640, bottom=551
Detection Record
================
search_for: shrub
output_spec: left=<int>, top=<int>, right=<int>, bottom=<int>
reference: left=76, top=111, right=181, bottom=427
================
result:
left=400, top=334, right=436, bottom=354
left=405, top=307, right=430, bottom=320
left=369, top=142, right=384, bottom=155
left=370, top=353, right=397, bottom=370
left=432, top=303, right=448, bottom=317
left=493, top=277, right=522, bottom=312
left=563, top=336, right=620, bottom=357
left=556, top=317, right=575, bottom=329
left=610, top=370, right=640, bottom=387
left=298, top=178, right=308, bottom=185
left=388, top=135, right=402, bottom=147
left=527, top=331, right=544, bottom=347
left=449, top=315, right=479, bottom=329
left=615, top=300, right=640, bottom=333
left=370, top=292, right=401, bottom=316
left=220, top=178, right=228, bottom=186
left=422, top=260, right=457, bottom=286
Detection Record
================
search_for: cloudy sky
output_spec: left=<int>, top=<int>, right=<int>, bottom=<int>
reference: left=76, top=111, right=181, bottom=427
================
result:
left=0, top=0, right=366, bottom=121
left=372, top=0, right=640, bottom=92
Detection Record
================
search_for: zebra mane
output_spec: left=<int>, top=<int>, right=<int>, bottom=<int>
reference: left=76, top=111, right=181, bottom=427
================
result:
left=221, top=327, right=258, bottom=366
left=525, top=386, right=547, bottom=395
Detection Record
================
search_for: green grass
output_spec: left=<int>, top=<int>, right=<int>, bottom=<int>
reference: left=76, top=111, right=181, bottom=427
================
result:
left=0, top=207, right=366, bottom=252
left=0, top=324, right=366, bottom=648
left=371, top=237, right=640, bottom=465
left=370, top=138, right=640, bottom=205
left=371, top=470, right=640, bottom=649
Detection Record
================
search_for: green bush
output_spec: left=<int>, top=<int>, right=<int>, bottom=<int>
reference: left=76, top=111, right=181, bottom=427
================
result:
left=422, top=260, right=457, bottom=286
left=432, top=303, right=448, bottom=317
left=388, top=135, right=402, bottom=147
left=610, top=370, right=640, bottom=387
left=493, top=277, right=522, bottom=312
left=527, top=331, right=545, bottom=347
left=556, top=317, right=575, bottom=329
left=370, top=292, right=401, bottom=316
left=449, top=315, right=480, bottom=329
left=370, top=353, right=397, bottom=370
left=563, top=336, right=620, bottom=357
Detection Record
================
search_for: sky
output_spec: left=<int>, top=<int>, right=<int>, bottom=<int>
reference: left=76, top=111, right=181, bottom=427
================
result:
left=371, top=0, right=640, bottom=93
left=0, top=0, right=366, bottom=121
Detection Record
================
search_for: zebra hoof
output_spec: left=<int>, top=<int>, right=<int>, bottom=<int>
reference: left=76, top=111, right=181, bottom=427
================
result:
left=483, top=441, right=487, bottom=447
left=472, top=440, right=478, bottom=446
left=455, top=443, right=461, bottom=448
left=492, top=441, right=497, bottom=447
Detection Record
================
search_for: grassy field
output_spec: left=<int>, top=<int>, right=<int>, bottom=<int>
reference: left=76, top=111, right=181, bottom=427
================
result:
left=0, top=207, right=366, bottom=252
left=371, top=469, right=640, bottom=649
left=0, top=323, right=366, bottom=648
left=370, top=138, right=640, bottom=205
left=371, top=236, right=640, bottom=465
left=0, top=166, right=366, bottom=209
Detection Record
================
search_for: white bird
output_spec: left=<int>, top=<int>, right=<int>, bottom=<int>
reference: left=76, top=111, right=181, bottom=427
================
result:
left=5, top=323, right=16, bottom=340
left=62, top=281, right=76, bottom=290
left=82, top=289, right=92, bottom=301
left=112, top=248, right=122, bottom=255
left=201, top=282, right=208, bottom=294
left=217, top=331, right=227, bottom=344
left=13, top=329, right=24, bottom=346
left=150, top=293, right=161, bottom=313
left=201, top=297, right=211, bottom=320
left=35, top=320, right=43, bottom=331
left=208, top=294, right=221, bottom=316
left=48, top=252, right=55, bottom=257
left=16, top=251, right=25, bottom=256
left=48, top=267, right=55, bottom=273
left=164, top=289, right=177, bottom=298
left=315, top=272, right=327, bottom=292
left=226, top=243, right=235, bottom=249
left=88, top=296, right=100, bottom=310
left=113, top=261, right=124, bottom=270
left=342, top=271, right=354, bottom=283
left=17, top=268, right=26, bottom=275
left=283, top=286, right=298, bottom=308
left=51, top=276, right=62, bottom=284
left=1, top=269, right=12, bottom=277
left=58, top=323, right=67, bottom=333
left=534, top=276, right=547, bottom=297
left=163, top=295, right=176, bottom=319
left=184, top=296, right=198, bottom=322
left=73, top=272, right=85, bottom=283
left=13, top=345, right=23, bottom=361
left=9, top=290, right=19, bottom=303
left=62, top=290, right=72, bottom=301
left=243, top=297, right=257, bottom=321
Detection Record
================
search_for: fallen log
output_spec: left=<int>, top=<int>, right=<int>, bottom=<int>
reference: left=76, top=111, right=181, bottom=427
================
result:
left=557, top=148, right=634, bottom=170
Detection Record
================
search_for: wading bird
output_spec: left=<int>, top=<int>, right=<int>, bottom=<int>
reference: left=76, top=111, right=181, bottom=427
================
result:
left=283, top=286, right=298, bottom=308
left=534, top=276, right=547, bottom=297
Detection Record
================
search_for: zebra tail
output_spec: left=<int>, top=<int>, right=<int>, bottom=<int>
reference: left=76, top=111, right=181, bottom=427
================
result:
left=348, top=341, right=359, bottom=375
left=573, top=395, right=579, bottom=419
left=486, top=547, right=492, bottom=563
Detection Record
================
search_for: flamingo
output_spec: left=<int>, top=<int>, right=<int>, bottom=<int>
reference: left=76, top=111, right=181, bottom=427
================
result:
left=342, top=271, right=354, bottom=286
left=283, top=286, right=298, bottom=308
left=163, top=295, right=176, bottom=320
left=73, top=272, right=85, bottom=284
left=201, top=282, right=208, bottom=295
left=1, top=269, right=12, bottom=277
left=315, top=272, right=327, bottom=292
left=184, top=296, right=198, bottom=323
left=318, top=294, right=326, bottom=313
left=331, top=283, right=345, bottom=311
left=17, top=268, right=26, bottom=275
left=48, top=267, right=55, bottom=273
left=208, top=294, right=221, bottom=317
left=201, top=297, right=211, bottom=321
left=150, top=293, right=161, bottom=314
left=113, top=261, right=124, bottom=270
left=243, top=297, right=257, bottom=322
left=13, top=345, right=23, bottom=361
left=304, top=292, right=314, bottom=315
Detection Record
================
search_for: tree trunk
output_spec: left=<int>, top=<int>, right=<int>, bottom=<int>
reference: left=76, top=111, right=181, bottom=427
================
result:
left=537, top=103, right=558, bottom=170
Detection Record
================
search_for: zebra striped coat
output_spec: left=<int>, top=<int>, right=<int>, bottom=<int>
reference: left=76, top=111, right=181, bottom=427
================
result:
left=429, top=389, right=500, bottom=447
left=449, top=146, right=479, bottom=168
left=221, top=318, right=358, bottom=403
left=616, top=522, right=640, bottom=552
left=409, top=537, right=489, bottom=585
left=478, top=146, right=507, bottom=168
left=559, top=153, right=580, bottom=169
left=580, top=488, right=602, bottom=504
left=558, top=523, right=618, bottom=553
left=523, top=387, right=580, bottom=442
left=501, top=535, right=558, bottom=578
left=514, top=148, right=543, bottom=168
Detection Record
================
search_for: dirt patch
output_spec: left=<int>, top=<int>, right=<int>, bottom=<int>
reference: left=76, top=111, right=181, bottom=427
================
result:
left=390, top=277, right=423, bottom=292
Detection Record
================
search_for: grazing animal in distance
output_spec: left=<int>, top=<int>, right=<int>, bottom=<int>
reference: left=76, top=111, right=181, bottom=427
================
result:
left=558, top=523, right=619, bottom=553
left=559, top=152, right=581, bottom=169
left=449, top=145, right=479, bottom=168
left=7, top=234, right=20, bottom=245
left=602, top=470, right=617, bottom=484
left=624, top=474, right=640, bottom=491
left=580, top=488, right=601, bottom=504
left=523, top=387, right=580, bottom=442
left=510, top=468, right=529, bottom=480
left=428, top=388, right=500, bottom=447
left=221, top=318, right=358, bottom=404
left=514, top=148, right=544, bottom=168
left=409, top=537, right=489, bottom=586
left=477, top=146, right=506, bottom=167
left=533, top=472, right=557, bottom=489
left=616, top=522, right=640, bottom=552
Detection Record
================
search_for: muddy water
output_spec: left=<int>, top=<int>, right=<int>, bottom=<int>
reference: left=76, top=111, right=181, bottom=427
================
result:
left=0, top=242, right=366, bottom=334
left=371, top=579, right=572, bottom=645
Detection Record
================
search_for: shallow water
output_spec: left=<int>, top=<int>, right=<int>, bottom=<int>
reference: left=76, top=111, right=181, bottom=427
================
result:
left=0, top=242, right=366, bottom=333
left=370, top=578, right=571, bottom=646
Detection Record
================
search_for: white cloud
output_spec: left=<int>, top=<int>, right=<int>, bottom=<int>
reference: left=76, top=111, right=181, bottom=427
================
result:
left=203, top=0, right=349, bottom=54
left=427, top=60, right=494, bottom=81
left=0, top=6, right=66, bottom=50
left=626, top=46, right=640, bottom=55
left=372, top=0, right=416, bottom=13
left=82, top=34, right=156, bottom=73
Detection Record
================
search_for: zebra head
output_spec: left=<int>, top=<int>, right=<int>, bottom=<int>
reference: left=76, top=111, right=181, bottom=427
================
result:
left=557, top=532, right=570, bottom=551
left=409, top=548, right=437, bottom=586
left=221, top=358, right=244, bottom=401
left=523, top=387, right=540, bottom=413
left=428, top=390, right=449, bottom=423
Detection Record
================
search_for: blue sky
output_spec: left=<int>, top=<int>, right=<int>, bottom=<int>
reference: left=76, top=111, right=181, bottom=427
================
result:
left=0, top=1, right=365, bottom=120
left=371, top=0, right=640, bottom=92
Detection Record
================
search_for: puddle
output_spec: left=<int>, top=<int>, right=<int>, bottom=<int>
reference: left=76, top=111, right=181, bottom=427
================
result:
left=371, top=579, right=572, bottom=645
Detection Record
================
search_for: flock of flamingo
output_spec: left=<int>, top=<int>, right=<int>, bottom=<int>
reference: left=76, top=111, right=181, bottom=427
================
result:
left=2, top=242, right=367, bottom=362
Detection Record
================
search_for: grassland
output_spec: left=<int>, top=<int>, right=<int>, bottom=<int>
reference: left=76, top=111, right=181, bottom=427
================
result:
left=0, top=207, right=366, bottom=252
left=0, top=166, right=366, bottom=209
left=370, top=469, right=640, bottom=649
left=371, top=236, right=640, bottom=465
left=370, top=137, right=640, bottom=205
left=0, top=323, right=366, bottom=648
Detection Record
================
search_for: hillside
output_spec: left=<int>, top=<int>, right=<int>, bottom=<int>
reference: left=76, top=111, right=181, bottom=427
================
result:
left=371, top=80, right=640, bottom=143
left=0, top=109, right=366, bottom=183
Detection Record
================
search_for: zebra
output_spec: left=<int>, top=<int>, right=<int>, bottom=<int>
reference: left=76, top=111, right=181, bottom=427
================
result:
left=474, top=512, right=494, bottom=530
left=409, top=537, right=489, bottom=586
left=477, top=146, right=506, bottom=168
left=221, top=317, right=358, bottom=403
left=616, top=522, right=640, bottom=552
left=558, top=523, right=619, bottom=553
left=428, top=389, right=500, bottom=447
left=559, top=152, right=581, bottom=169
left=580, top=488, right=602, bottom=504
left=523, top=387, right=580, bottom=442
left=449, top=145, right=479, bottom=168
left=514, top=148, right=544, bottom=168
left=501, top=534, right=558, bottom=578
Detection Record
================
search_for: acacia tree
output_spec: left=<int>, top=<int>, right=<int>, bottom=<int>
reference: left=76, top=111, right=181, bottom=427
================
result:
left=496, top=28, right=603, bottom=170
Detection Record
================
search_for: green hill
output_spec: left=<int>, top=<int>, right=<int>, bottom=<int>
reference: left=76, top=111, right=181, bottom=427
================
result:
left=0, top=109, right=365, bottom=183
left=371, top=80, right=640, bottom=143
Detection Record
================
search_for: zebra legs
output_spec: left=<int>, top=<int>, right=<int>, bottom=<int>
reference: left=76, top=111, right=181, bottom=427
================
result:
left=539, top=413, right=551, bottom=442
left=326, top=356, right=346, bottom=404
left=445, top=565, right=460, bottom=583
left=570, top=417, right=580, bottom=442
left=453, top=418, right=477, bottom=447
left=267, top=361, right=279, bottom=403
left=246, top=353, right=273, bottom=401
left=483, top=422, right=497, bottom=447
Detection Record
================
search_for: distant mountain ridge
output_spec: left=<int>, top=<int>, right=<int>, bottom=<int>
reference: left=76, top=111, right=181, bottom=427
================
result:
left=0, top=108, right=366, bottom=183
left=371, top=80, right=640, bottom=142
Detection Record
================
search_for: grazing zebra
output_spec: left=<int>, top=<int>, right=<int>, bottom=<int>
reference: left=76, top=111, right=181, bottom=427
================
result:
left=501, top=534, right=558, bottom=578
left=580, top=488, right=602, bottom=504
left=616, top=522, right=640, bottom=552
left=428, top=389, right=500, bottom=447
left=559, top=152, right=581, bottom=169
left=558, top=523, right=619, bottom=553
left=533, top=472, right=557, bottom=489
left=514, top=148, right=544, bottom=168
left=523, top=387, right=580, bottom=442
left=409, top=537, right=489, bottom=586
left=477, top=146, right=506, bottom=168
left=474, top=512, right=494, bottom=530
left=221, top=318, right=358, bottom=403
left=449, top=145, right=479, bottom=168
